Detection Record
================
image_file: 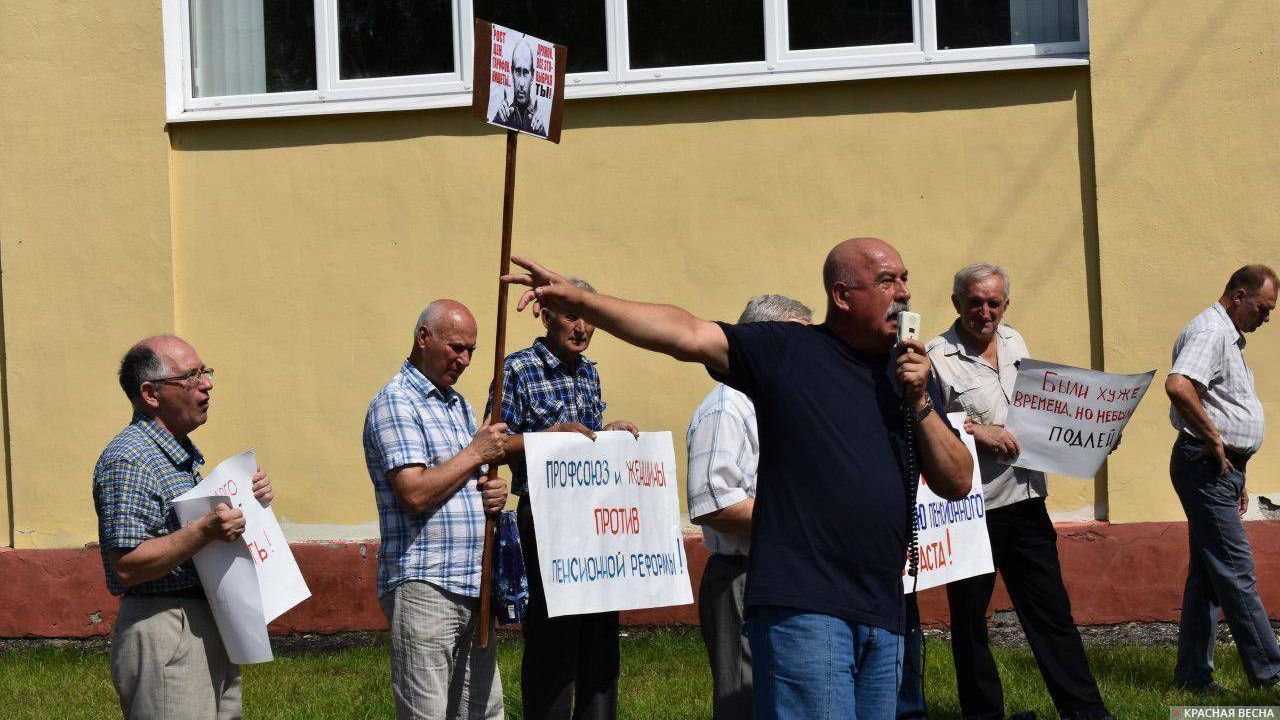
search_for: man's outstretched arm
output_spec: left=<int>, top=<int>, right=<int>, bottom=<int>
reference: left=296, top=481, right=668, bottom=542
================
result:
left=503, top=256, right=731, bottom=375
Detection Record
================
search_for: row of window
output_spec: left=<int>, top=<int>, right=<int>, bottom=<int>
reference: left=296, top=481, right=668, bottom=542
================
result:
left=167, top=0, right=1087, bottom=121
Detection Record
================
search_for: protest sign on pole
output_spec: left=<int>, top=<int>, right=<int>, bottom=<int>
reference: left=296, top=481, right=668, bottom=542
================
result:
left=472, top=20, right=567, bottom=143
left=470, top=18, right=567, bottom=646
left=1005, top=359, right=1155, bottom=478
left=172, top=450, right=311, bottom=664
left=904, top=413, right=993, bottom=593
left=524, top=431, right=694, bottom=617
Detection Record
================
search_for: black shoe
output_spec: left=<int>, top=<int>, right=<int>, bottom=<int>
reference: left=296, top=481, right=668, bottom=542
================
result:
left=1176, top=680, right=1229, bottom=694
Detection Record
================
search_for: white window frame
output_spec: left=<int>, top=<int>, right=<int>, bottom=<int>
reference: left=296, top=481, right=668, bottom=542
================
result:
left=162, top=0, right=1088, bottom=123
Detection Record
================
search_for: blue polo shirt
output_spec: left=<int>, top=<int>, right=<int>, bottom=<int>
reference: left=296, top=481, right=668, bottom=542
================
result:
left=716, top=321, right=950, bottom=633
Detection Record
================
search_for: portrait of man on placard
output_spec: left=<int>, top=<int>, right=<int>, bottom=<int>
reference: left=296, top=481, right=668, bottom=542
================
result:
left=487, top=28, right=553, bottom=139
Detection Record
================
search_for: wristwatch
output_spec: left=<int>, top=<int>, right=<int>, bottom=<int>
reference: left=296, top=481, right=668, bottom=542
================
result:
left=908, top=395, right=934, bottom=424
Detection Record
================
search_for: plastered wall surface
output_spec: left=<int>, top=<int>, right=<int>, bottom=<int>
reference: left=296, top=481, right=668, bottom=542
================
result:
left=0, top=1, right=175, bottom=548
left=1090, top=1, right=1280, bottom=522
left=15, top=0, right=1262, bottom=544
left=168, top=70, right=1097, bottom=536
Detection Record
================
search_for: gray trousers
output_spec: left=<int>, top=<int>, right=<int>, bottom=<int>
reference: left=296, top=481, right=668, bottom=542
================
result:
left=110, top=595, right=241, bottom=720
left=1172, top=434, right=1280, bottom=687
left=380, top=580, right=503, bottom=720
left=698, top=553, right=753, bottom=720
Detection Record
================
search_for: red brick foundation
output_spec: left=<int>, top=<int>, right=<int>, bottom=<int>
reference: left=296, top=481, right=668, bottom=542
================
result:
left=4, top=521, right=1279, bottom=638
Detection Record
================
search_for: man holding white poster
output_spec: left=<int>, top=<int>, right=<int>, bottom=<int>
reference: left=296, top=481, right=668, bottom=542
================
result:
left=488, top=277, right=639, bottom=720
left=925, top=263, right=1112, bottom=720
left=93, top=336, right=274, bottom=720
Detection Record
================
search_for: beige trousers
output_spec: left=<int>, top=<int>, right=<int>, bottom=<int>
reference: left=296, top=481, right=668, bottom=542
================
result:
left=110, top=595, right=242, bottom=720
left=380, top=580, right=503, bottom=720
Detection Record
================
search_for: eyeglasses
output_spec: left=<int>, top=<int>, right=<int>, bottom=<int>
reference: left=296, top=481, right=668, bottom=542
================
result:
left=147, top=366, right=214, bottom=388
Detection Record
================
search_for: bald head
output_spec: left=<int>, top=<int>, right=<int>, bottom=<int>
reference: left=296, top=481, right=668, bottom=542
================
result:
left=822, top=237, right=901, bottom=291
left=412, top=299, right=479, bottom=389
left=119, top=335, right=191, bottom=404
left=822, top=237, right=912, bottom=352
left=415, top=299, right=475, bottom=340
left=118, top=334, right=212, bottom=436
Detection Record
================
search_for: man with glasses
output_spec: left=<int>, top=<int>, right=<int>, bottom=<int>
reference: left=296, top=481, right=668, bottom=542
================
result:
left=926, top=263, right=1111, bottom=720
left=93, top=335, right=273, bottom=720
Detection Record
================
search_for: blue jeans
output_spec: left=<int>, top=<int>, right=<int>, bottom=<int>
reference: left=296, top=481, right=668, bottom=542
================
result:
left=1171, top=434, right=1280, bottom=687
left=896, top=593, right=928, bottom=719
left=747, top=606, right=904, bottom=720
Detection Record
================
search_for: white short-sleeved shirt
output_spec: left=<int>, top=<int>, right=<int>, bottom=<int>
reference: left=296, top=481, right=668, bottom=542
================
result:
left=926, top=322, right=1047, bottom=510
left=1169, top=303, right=1265, bottom=453
left=685, top=383, right=757, bottom=556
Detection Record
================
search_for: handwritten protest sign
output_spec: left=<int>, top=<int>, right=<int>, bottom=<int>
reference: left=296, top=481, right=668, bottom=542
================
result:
left=905, top=413, right=993, bottom=593
left=1005, top=360, right=1155, bottom=478
left=524, top=431, right=693, bottom=618
left=472, top=20, right=566, bottom=142
left=172, top=450, right=310, bottom=664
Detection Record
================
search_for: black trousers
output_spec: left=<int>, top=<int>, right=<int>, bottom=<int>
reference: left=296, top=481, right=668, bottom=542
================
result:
left=517, top=497, right=620, bottom=720
left=946, top=498, right=1109, bottom=720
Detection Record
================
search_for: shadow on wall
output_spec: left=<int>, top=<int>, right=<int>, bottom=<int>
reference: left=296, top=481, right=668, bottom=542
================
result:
left=168, top=67, right=1084, bottom=153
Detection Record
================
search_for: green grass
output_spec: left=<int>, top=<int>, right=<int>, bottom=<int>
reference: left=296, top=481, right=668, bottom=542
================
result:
left=2, top=630, right=1277, bottom=718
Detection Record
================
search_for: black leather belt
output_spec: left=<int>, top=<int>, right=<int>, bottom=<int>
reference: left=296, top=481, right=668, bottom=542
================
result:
left=138, top=585, right=205, bottom=600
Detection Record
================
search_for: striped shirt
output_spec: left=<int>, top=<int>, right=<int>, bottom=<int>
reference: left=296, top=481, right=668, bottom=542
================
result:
left=363, top=360, right=485, bottom=598
left=489, top=338, right=605, bottom=496
left=93, top=412, right=205, bottom=596
left=685, top=384, right=757, bottom=556
left=1169, top=302, right=1266, bottom=453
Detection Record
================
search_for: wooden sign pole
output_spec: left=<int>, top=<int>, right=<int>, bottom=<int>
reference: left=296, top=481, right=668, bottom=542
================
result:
left=477, top=128, right=518, bottom=648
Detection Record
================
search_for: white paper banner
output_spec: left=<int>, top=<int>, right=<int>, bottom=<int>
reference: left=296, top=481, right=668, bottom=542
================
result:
left=525, top=431, right=694, bottom=618
left=1005, top=360, right=1155, bottom=478
left=172, top=450, right=311, bottom=664
left=904, top=413, right=993, bottom=593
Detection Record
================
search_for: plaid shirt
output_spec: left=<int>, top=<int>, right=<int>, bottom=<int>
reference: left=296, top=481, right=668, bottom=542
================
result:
left=364, top=360, right=485, bottom=598
left=93, top=412, right=205, bottom=596
left=1169, top=302, right=1266, bottom=453
left=686, top=383, right=757, bottom=556
left=487, top=338, right=605, bottom=496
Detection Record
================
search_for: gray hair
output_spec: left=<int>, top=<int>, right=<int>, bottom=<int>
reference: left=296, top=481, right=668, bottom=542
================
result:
left=118, top=343, right=169, bottom=404
left=542, top=277, right=595, bottom=319
left=738, top=294, right=813, bottom=324
left=952, top=262, right=1011, bottom=300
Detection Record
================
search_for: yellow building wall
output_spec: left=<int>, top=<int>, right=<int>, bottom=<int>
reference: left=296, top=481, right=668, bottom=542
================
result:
left=1090, top=1, right=1280, bottom=522
left=0, top=1, right=176, bottom=548
left=168, top=69, right=1099, bottom=537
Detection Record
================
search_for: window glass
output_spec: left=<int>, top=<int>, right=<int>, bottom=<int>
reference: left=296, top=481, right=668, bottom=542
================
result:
left=787, top=0, right=913, bottom=50
left=473, top=1, right=607, bottom=74
left=937, top=0, right=1079, bottom=50
left=189, top=0, right=316, bottom=97
left=627, top=0, right=765, bottom=70
left=338, top=0, right=455, bottom=79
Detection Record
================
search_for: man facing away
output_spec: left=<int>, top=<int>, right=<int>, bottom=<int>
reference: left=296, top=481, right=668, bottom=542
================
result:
left=925, top=263, right=1111, bottom=720
left=363, top=300, right=510, bottom=720
left=503, top=237, right=972, bottom=720
left=489, top=277, right=638, bottom=720
left=1167, top=264, right=1279, bottom=691
left=94, top=335, right=273, bottom=720
left=685, top=294, right=812, bottom=720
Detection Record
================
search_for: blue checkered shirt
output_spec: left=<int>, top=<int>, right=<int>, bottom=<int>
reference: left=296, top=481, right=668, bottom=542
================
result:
left=93, top=412, right=205, bottom=596
left=487, top=338, right=605, bottom=496
left=364, top=360, right=486, bottom=598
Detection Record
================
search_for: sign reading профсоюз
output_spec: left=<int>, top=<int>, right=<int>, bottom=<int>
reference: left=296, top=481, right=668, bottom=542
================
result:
left=524, top=431, right=693, bottom=618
